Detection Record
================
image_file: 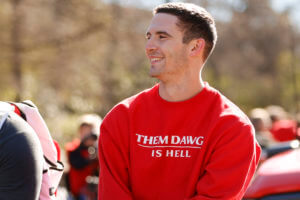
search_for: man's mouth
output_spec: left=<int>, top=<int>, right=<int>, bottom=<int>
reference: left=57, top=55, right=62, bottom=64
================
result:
left=150, top=57, right=164, bottom=64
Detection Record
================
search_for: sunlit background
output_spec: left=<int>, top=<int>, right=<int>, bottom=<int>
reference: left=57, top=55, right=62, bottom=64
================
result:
left=0, top=0, right=299, bottom=148
left=1, top=0, right=300, bottom=199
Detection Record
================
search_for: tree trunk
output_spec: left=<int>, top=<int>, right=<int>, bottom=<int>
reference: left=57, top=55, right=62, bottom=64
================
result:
left=11, top=0, right=23, bottom=101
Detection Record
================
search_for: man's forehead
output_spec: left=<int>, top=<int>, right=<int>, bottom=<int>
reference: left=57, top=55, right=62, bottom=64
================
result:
left=147, top=13, right=180, bottom=33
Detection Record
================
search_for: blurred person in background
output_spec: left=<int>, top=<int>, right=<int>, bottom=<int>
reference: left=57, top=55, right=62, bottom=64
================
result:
left=266, top=105, right=298, bottom=142
left=249, top=108, right=276, bottom=149
left=265, top=105, right=288, bottom=123
left=65, top=114, right=101, bottom=200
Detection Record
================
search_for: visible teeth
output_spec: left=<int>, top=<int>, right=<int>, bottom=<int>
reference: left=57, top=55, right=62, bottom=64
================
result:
left=151, top=58, right=162, bottom=62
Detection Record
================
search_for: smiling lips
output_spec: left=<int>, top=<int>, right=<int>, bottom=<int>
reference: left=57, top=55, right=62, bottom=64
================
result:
left=149, top=57, right=164, bottom=64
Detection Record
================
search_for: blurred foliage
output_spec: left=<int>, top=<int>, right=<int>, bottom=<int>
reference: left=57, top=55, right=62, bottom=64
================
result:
left=0, top=0, right=299, bottom=144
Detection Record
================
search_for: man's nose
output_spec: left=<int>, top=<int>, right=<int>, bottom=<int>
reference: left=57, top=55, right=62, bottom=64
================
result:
left=145, top=38, right=157, bottom=53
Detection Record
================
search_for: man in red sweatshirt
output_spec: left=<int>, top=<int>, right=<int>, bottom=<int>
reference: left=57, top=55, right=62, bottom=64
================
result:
left=98, top=2, right=261, bottom=200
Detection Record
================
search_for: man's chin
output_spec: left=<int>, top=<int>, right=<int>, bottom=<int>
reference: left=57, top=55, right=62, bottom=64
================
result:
left=149, top=70, right=159, bottom=78
left=149, top=65, right=164, bottom=78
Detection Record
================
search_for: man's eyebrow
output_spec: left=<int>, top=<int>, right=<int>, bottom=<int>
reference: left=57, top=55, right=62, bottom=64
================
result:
left=145, top=31, right=172, bottom=37
left=156, top=31, right=172, bottom=37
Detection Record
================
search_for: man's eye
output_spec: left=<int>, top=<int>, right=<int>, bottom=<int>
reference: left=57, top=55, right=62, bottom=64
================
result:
left=159, top=35, right=166, bottom=39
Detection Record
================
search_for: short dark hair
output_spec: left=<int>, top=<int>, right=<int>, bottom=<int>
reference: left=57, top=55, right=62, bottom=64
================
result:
left=153, top=2, right=217, bottom=60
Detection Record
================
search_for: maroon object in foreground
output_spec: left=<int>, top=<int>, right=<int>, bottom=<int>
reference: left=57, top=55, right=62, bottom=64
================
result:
left=244, top=147, right=300, bottom=199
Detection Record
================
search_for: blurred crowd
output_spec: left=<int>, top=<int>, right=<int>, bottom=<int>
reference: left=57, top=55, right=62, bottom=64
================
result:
left=249, top=105, right=300, bottom=149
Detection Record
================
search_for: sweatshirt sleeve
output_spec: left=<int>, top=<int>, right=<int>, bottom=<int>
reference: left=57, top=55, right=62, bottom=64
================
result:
left=98, top=106, right=133, bottom=200
left=187, top=121, right=261, bottom=200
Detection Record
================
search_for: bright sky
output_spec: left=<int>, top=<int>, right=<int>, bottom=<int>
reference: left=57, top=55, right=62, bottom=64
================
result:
left=103, top=0, right=300, bottom=30
left=271, top=0, right=300, bottom=30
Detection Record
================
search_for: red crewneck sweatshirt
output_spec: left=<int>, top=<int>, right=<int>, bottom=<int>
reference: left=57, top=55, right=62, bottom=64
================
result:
left=98, top=83, right=261, bottom=200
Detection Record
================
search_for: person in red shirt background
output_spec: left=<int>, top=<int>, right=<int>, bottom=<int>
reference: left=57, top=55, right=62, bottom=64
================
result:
left=98, top=2, right=261, bottom=200
left=65, top=114, right=101, bottom=200
left=266, top=105, right=298, bottom=142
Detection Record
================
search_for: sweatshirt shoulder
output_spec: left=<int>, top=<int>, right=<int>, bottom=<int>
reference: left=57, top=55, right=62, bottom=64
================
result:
left=121, top=85, right=156, bottom=109
left=205, top=86, right=256, bottom=146
left=206, top=85, right=252, bottom=126
left=103, top=85, right=157, bottom=121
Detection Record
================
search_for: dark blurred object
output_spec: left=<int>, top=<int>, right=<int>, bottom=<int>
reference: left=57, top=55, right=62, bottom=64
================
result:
left=261, top=140, right=299, bottom=160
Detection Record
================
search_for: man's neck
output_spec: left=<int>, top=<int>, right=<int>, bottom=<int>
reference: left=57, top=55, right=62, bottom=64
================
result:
left=158, top=76, right=204, bottom=102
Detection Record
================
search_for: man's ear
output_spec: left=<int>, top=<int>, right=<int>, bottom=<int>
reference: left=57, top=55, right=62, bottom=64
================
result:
left=189, top=38, right=205, bottom=57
